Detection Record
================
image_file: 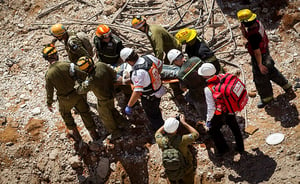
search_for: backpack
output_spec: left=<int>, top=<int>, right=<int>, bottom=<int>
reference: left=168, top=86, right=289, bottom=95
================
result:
left=162, top=136, right=187, bottom=181
left=213, top=73, right=248, bottom=113
left=76, top=32, right=94, bottom=57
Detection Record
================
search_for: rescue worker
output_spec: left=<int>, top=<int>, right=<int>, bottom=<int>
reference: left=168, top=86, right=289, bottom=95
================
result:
left=42, top=44, right=99, bottom=143
left=155, top=114, right=199, bottom=184
left=131, top=16, right=182, bottom=64
left=94, top=24, right=124, bottom=67
left=76, top=56, right=128, bottom=141
left=237, top=9, right=295, bottom=108
left=167, top=49, right=207, bottom=120
left=49, top=23, right=93, bottom=64
left=198, top=63, right=244, bottom=157
left=120, top=47, right=166, bottom=131
left=93, top=24, right=132, bottom=103
left=175, top=27, right=221, bottom=74
left=131, top=16, right=184, bottom=101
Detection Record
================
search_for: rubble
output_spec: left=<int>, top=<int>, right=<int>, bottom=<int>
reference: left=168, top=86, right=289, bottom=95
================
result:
left=0, top=0, right=299, bottom=183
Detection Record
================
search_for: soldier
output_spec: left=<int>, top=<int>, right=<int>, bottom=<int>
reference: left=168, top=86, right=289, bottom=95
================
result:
left=49, top=23, right=93, bottom=64
left=42, top=44, right=99, bottom=143
left=131, top=16, right=184, bottom=101
left=120, top=47, right=166, bottom=131
left=155, top=114, right=199, bottom=183
left=94, top=24, right=124, bottom=67
left=237, top=9, right=295, bottom=108
left=93, top=24, right=132, bottom=103
left=76, top=56, right=128, bottom=141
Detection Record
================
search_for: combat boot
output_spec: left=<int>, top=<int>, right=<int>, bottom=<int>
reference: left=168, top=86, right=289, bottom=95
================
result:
left=284, top=87, right=296, bottom=100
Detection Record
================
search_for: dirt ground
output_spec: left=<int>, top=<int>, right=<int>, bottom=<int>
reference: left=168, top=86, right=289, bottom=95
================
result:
left=0, top=0, right=299, bottom=183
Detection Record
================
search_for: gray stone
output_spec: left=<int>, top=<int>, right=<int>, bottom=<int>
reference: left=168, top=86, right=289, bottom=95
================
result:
left=97, top=158, right=109, bottom=179
left=31, top=107, right=41, bottom=115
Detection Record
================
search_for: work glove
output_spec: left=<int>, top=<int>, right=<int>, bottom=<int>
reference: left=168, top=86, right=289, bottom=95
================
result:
left=124, top=105, right=133, bottom=115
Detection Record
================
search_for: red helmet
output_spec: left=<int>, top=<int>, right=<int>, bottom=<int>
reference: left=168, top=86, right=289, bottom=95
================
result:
left=95, top=24, right=111, bottom=38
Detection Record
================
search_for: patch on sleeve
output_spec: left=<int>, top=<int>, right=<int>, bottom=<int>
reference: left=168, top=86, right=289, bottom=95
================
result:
left=188, top=134, right=194, bottom=140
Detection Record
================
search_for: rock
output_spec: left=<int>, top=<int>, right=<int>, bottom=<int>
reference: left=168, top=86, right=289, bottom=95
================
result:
left=296, top=154, right=300, bottom=161
left=31, top=107, right=41, bottom=115
left=294, top=22, right=300, bottom=34
left=97, top=158, right=109, bottom=179
left=0, top=116, right=7, bottom=125
left=69, top=156, right=82, bottom=169
left=6, top=142, right=14, bottom=146
left=49, top=149, right=59, bottom=160
left=248, top=91, right=256, bottom=98
left=213, top=170, right=225, bottom=180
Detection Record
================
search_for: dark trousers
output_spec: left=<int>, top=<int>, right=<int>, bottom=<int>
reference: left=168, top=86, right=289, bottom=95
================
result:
left=141, top=96, right=164, bottom=131
left=251, top=54, right=289, bottom=101
left=209, top=114, right=244, bottom=153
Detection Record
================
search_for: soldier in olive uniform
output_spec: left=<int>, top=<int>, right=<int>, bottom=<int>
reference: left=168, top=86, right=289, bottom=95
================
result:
left=50, top=23, right=93, bottom=64
left=42, top=44, right=99, bottom=142
left=76, top=56, right=128, bottom=140
left=155, top=114, right=199, bottom=184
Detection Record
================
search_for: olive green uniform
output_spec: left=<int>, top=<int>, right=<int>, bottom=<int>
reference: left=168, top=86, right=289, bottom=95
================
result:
left=64, top=31, right=91, bottom=64
left=76, top=62, right=127, bottom=134
left=155, top=131, right=199, bottom=184
left=147, top=24, right=182, bottom=64
left=45, top=61, right=96, bottom=130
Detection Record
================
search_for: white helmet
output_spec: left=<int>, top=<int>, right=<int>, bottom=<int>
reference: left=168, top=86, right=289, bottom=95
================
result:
left=167, top=49, right=182, bottom=64
left=164, top=117, right=179, bottom=133
left=198, top=63, right=216, bottom=77
left=120, top=47, right=134, bottom=61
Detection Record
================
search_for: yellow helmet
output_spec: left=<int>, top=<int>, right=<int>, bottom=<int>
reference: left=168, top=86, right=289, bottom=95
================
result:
left=50, top=23, right=66, bottom=37
left=42, top=44, right=57, bottom=59
left=237, top=9, right=257, bottom=22
left=175, top=28, right=197, bottom=44
left=131, top=16, right=146, bottom=29
left=77, top=56, right=94, bottom=72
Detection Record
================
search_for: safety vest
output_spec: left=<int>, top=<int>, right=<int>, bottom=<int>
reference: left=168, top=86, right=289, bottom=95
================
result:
left=131, top=55, right=162, bottom=96
left=94, top=34, right=122, bottom=65
left=245, top=20, right=269, bottom=56
left=206, top=75, right=226, bottom=115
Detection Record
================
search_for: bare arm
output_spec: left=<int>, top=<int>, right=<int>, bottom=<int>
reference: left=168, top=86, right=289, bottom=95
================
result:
left=179, top=114, right=199, bottom=138
left=127, top=91, right=141, bottom=107
left=253, top=48, right=268, bottom=75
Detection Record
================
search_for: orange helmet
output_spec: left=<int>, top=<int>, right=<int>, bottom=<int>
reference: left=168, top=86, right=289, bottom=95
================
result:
left=131, top=16, right=146, bottom=29
left=50, top=23, right=66, bottom=37
left=42, top=44, right=57, bottom=59
left=95, top=24, right=111, bottom=38
left=77, top=56, right=94, bottom=72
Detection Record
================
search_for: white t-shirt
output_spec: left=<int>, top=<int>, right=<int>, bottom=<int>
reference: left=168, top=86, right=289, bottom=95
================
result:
left=131, top=55, right=165, bottom=97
